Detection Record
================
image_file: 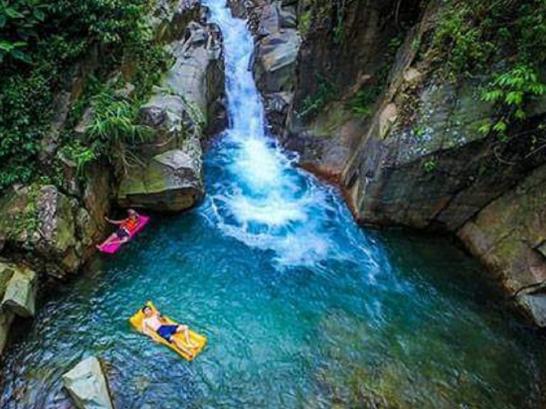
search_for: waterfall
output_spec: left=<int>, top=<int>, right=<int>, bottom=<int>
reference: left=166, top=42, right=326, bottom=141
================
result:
left=203, top=0, right=355, bottom=268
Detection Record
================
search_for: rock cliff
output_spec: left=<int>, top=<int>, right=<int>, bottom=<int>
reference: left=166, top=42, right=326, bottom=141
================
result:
left=236, top=0, right=546, bottom=326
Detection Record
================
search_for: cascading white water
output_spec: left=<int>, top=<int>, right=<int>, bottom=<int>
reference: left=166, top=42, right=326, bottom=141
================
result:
left=203, top=0, right=351, bottom=267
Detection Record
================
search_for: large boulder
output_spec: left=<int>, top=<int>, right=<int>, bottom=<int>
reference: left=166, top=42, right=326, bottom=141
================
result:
left=118, top=138, right=204, bottom=212
left=117, top=19, right=225, bottom=212
left=0, top=184, right=104, bottom=278
left=1, top=264, right=37, bottom=318
left=340, top=1, right=546, bottom=232
left=62, top=356, right=114, bottom=409
left=253, top=29, right=301, bottom=94
left=165, top=21, right=225, bottom=129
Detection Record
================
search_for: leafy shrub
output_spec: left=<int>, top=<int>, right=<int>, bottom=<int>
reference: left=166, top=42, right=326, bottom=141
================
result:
left=349, top=85, right=381, bottom=117
left=480, top=64, right=546, bottom=139
left=0, top=0, right=159, bottom=190
left=86, top=89, right=152, bottom=150
left=430, top=0, right=546, bottom=146
left=433, top=0, right=546, bottom=77
left=299, top=76, right=337, bottom=119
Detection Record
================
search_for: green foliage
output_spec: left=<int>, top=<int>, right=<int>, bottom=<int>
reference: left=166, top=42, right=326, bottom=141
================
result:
left=413, top=124, right=426, bottom=139
left=423, top=159, right=437, bottom=173
left=60, top=141, right=97, bottom=176
left=0, top=0, right=162, bottom=190
left=87, top=89, right=152, bottom=148
left=299, top=76, right=337, bottom=119
left=433, top=0, right=546, bottom=77
left=1, top=0, right=148, bottom=65
left=298, top=10, right=312, bottom=35
left=480, top=64, right=546, bottom=139
left=349, top=85, right=381, bottom=117
left=0, top=0, right=48, bottom=63
left=0, top=69, right=52, bottom=189
left=430, top=0, right=546, bottom=148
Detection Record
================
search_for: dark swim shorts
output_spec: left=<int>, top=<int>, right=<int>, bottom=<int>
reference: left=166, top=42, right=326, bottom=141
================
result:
left=157, top=325, right=178, bottom=341
left=116, top=227, right=130, bottom=239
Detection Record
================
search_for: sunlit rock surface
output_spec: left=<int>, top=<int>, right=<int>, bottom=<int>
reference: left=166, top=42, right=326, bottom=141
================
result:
left=1, top=265, right=37, bottom=318
left=62, top=356, right=113, bottom=409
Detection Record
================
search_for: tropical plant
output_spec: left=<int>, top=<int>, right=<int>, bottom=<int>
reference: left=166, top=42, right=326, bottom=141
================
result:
left=480, top=64, right=546, bottom=138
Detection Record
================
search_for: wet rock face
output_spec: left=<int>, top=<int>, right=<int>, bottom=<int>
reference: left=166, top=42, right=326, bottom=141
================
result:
left=457, top=164, right=546, bottom=326
left=62, top=356, right=114, bottom=409
left=0, top=182, right=110, bottom=278
left=117, top=18, right=225, bottom=212
left=337, top=0, right=546, bottom=234
left=276, top=0, right=422, bottom=180
left=332, top=1, right=546, bottom=325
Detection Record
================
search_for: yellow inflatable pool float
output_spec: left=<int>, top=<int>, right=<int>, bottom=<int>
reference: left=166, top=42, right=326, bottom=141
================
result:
left=129, top=301, right=207, bottom=361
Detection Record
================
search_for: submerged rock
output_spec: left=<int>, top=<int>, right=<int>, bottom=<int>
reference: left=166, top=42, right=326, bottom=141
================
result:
left=62, top=356, right=114, bottom=409
left=1, top=265, right=37, bottom=318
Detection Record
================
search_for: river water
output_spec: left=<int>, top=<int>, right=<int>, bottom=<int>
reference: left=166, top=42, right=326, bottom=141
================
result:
left=1, top=1, right=544, bottom=408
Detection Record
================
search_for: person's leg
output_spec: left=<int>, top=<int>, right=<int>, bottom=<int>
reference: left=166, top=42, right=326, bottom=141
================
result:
left=172, top=336, right=194, bottom=358
left=107, top=230, right=130, bottom=246
left=97, top=233, right=117, bottom=248
left=176, top=325, right=197, bottom=348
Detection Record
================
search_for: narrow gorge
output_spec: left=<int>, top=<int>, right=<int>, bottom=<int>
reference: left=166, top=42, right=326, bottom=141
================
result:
left=0, top=0, right=545, bottom=408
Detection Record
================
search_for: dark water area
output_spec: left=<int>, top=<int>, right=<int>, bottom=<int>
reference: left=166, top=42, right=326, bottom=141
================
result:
left=1, top=1, right=545, bottom=407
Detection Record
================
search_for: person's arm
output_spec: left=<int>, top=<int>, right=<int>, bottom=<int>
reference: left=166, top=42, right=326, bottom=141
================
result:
left=105, top=216, right=126, bottom=225
left=142, top=319, right=160, bottom=342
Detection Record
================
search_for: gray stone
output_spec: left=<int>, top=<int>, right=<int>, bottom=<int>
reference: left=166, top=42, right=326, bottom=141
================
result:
left=120, top=18, right=225, bottom=212
left=0, top=310, right=14, bottom=355
left=150, top=0, right=201, bottom=44
left=278, top=4, right=297, bottom=28
left=164, top=21, right=224, bottom=117
left=40, top=91, right=71, bottom=163
left=62, top=356, right=113, bottom=409
left=74, top=107, right=95, bottom=137
left=117, top=137, right=204, bottom=212
left=457, top=164, right=546, bottom=321
left=257, top=3, right=281, bottom=37
left=517, top=292, right=546, bottom=328
left=253, top=29, right=301, bottom=94
left=0, top=185, right=80, bottom=275
left=1, top=266, right=37, bottom=318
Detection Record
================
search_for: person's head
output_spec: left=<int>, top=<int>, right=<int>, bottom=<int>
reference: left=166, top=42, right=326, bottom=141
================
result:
left=128, top=209, right=138, bottom=219
left=142, top=305, right=153, bottom=317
